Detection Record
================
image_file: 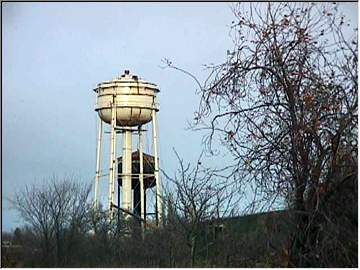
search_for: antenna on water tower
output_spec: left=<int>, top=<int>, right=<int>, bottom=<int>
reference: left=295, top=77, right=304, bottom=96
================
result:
left=93, top=70, right=162, bottom=227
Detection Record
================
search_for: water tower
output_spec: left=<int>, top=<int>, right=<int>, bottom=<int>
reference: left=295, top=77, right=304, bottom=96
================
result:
left=93, top=70, right=162, bottom=225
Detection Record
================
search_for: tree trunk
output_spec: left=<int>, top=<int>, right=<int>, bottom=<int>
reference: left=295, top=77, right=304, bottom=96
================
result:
left=190, top=235, right=197, bottom=267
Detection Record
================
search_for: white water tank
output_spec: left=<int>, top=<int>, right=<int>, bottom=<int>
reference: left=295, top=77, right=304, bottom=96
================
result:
left=94, top=70, right=159, bottom=127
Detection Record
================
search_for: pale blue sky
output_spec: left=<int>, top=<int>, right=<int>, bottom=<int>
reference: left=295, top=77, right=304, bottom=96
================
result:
left=2, top=2, right=236, bottom=231
left=2, top=2, right=357, bottom=231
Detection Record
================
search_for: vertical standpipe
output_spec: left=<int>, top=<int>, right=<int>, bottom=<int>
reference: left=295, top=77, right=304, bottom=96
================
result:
left=139, top=126, right=145, bottom=227
left=109, top=97, right=117, bottom=218
left=122, top=129, right=132, bottom=216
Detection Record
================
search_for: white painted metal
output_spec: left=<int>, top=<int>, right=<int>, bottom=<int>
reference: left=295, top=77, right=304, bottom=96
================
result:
left=95, top=73, right=159, bottom=127
left=94, top=71, right=162, bottom=227
left=109, top=98, right=117, bottom=218
left=94, top=118, right=103, bottom=208
left=122, top=129, right=132, bottom=217
left=138, top=126, right=145, bottom=224
left=152, top=108, right=162, bottom=225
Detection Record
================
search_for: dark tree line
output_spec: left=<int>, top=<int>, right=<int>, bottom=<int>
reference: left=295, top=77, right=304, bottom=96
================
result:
left=5, top=172, right=285, bottom=268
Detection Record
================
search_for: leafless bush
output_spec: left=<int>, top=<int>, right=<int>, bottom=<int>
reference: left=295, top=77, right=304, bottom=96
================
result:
left=10, top=176, right=92, bottom=266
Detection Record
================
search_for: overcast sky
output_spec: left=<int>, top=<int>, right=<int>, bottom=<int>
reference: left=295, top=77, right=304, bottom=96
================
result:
left=2, top=2, right=237, bottom=231
left=2, top=2, right=357, bottom=231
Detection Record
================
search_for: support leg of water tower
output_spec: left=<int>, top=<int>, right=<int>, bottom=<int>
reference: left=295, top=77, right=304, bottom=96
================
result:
left=138, top=125, right=145, bottom=238
left=108, top=98, right=117, bottom=219
left=117, top=178, right=121, bottom=227
left=122, top=127, right=132, bottom=219
left=111, top=105, right=117, bottom=214
left=94, top=118, right=103, bottom=209
left=152, top=109, right=162, bottom=226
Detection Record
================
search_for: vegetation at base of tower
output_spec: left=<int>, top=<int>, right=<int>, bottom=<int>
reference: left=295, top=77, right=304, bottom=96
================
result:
left=162, top=149, right=240, bottom=267
left=3, top=157, right=357, bottom=267
left=3, top=2, right=357, bottom=268
left=6, top=177, right=92, bottom=267
left=2, top=176, right=289, bottom=267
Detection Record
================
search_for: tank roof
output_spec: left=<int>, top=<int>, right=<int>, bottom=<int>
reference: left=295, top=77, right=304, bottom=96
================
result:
left=117, top=150, right=154, bottom=163
left=117, top=150, right=156, bottom=189
left=93, top=70, right=159, bottom=92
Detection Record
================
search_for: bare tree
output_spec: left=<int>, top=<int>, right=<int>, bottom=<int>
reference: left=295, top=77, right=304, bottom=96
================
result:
left=10, top=176, right=92, bottom=266
left=162, top=150, right=239, bottom=266
left=164, top=2, right=357, bottom=267
left=11, top=183, right=54, bottom=265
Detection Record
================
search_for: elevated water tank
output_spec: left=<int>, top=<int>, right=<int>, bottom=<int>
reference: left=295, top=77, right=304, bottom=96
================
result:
left=94, top=70, right=159, bottom=127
